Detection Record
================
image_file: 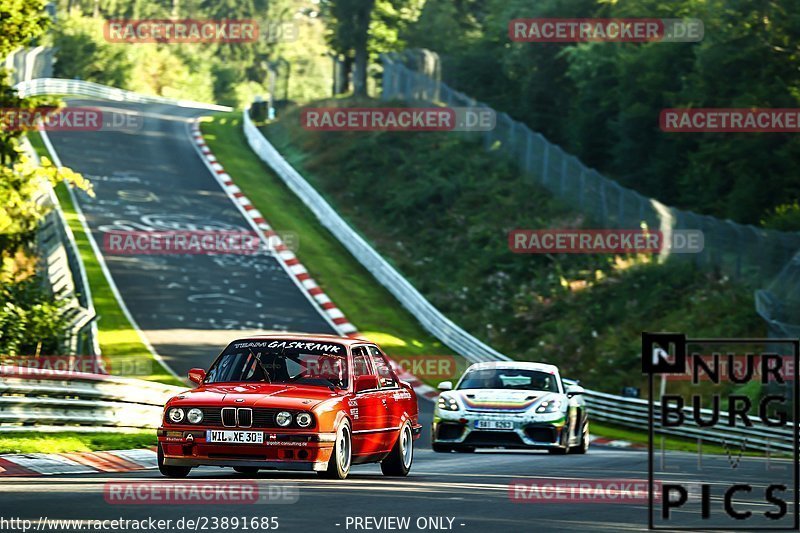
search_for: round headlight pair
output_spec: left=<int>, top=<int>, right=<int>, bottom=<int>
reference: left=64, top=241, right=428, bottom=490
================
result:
left=276, top=411, right=313, bottom=428
left=168, top=407, right=184, bottom=423
left=437, top=396, right=459, bottom=412
left=167, top=407, right=203, bottom=424
left=296, top=412, right=313, bottom=428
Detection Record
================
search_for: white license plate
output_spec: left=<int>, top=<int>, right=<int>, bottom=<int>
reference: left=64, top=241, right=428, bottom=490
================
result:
left=206, top=430, right=264, bottom=444
left=474, top=420, right=514, bottom=430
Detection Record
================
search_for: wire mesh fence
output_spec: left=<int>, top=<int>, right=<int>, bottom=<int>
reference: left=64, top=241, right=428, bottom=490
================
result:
left=382, top=55, right=800, bottom=337
left=382, top=56, right=800, bottom=308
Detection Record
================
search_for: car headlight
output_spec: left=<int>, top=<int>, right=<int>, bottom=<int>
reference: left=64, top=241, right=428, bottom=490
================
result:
left=296, top=412, right=313, bottom=428
left=167, top=407, right=185, bottom=423
left=187, top=408, right=203, bottom=424
left=535, top=399, right=562, bottom=413
left=437, top=396, right=460, bottom=412
left=276, top=411, right=292, bottom=427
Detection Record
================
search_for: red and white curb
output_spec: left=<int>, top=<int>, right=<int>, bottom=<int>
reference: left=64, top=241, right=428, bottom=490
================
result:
left=189, top=121, right=357, bottom=337
left=0, top=449, right=157, bottom=476
left=588, top=436, right=644, bottom=449
left=189, top=121, right=437, bottom=401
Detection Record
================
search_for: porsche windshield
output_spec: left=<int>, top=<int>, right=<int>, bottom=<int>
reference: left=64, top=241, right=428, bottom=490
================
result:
left=205, top=340, right=348, bottom=388
left=457, top=368, right=559, bottom=392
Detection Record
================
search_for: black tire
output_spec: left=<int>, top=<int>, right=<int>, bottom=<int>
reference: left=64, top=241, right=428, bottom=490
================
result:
left=431, top=443, right=452, bottom=453
left=381, top=423, right=413, bottom=477
left=233, top=467, right=260, bottom=475
left=570, top=420, right=589, bottom=454
left=157, top=443, right=192, bottom=478
left=318, top=421, right=352, bottom=479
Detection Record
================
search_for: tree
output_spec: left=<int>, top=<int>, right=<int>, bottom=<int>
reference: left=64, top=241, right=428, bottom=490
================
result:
left=322, top=0, right=375, bottom=96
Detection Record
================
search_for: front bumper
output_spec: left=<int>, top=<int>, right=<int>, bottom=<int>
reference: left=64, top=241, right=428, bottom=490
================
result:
left=158, top=428, right=335, bottom=470
left=432, top=411, right=567, bottom=449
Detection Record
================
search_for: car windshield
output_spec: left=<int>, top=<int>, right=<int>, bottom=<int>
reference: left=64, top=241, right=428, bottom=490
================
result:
left=205, top=339, right=348, bottom=388
left=457, top=368, right=559, bottom=392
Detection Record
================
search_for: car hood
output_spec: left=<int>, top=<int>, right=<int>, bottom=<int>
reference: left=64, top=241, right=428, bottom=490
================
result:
left=454, top=388, right=558, bottom=412
left=168, top=383, right=340, bottom=410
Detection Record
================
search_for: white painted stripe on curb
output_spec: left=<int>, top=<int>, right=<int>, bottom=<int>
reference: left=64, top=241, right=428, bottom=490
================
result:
left=107, top=449, right=158, bottom=469
left=1, top=454, right=97, bottom=475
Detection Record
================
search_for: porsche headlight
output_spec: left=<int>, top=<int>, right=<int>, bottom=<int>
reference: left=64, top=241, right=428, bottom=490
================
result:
left=167, top=407, right=185, bottom=423
left=296, top=412, right=313, bottom=428
left=437, top=396, right=460, bottom=412
left=276, top=411, right=292, bottom=427
left=535, top=399, right=562, bottom=413
left=187, top=408, right=203, bottom=424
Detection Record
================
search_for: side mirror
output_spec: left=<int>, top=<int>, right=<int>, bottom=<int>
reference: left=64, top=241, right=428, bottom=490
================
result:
left=188, top=368, right=206, bottom=385
left=437, top=381, right=453, bottom=391
left=354, top=375, right=379, bottom=393
left=566, top=384, right=585, bottom=398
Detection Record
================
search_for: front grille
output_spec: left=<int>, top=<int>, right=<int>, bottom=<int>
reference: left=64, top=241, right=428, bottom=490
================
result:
left=222, top=408, right=237, bottom=427
left=524, top=426, right=557, bottom=443
left=253, top=409, right=277, bottom=427
left=190, top=408, right=297, bottom=429
left=201, top=408, right=222, bottom=425
left=436, top=423, right=464, bottom=440
left=238, top=408, right=253, bottom=428
left=463, top=431, right=525, bottom=447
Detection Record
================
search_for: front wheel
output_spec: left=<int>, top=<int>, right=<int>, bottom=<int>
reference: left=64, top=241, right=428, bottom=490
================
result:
left=318, top=421, right=352, bottom=479
left=381, top=423, right=413, bottom=476
left=570, top=420, right=589, bottom=454
left=157, top=443, right=192, bottom=478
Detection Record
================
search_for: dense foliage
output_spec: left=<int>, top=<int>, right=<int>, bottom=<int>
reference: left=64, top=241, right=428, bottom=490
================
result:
left=403, top=0, right=800, bottom=229
left=264, top=102, right=764, bottom=391
left=0, top=0, right=90, bottom=355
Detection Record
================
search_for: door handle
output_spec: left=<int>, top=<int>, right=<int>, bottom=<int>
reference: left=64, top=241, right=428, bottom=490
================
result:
left=381, top=398, right=388, bottom=407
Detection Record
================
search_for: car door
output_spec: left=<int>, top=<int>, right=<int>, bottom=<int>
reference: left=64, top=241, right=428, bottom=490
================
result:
left=349, top=346, right=392, bottom=456
left=367, top=345, right=404, bottom=446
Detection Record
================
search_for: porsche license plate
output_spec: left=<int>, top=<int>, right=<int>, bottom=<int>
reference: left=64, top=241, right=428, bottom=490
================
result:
left=474, top=420, right=514, bottom=430
left=206, top=430, right=264, bottom=444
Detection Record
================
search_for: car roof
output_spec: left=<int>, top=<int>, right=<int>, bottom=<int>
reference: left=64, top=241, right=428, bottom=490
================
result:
left=465, top=361, right=560, bottom=373
left=228, top=332, right=368, bottom=347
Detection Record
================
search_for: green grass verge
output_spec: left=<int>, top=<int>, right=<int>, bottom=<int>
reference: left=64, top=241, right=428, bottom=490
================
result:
left=0, top=431, right=156, bottom=454
left=201, top=114, right=461, bottom=385
left=27, top=132, right=183, bottom=386
left=591, top=421, right=787, bottom=457
left=253, top=99, right=765, bottom=393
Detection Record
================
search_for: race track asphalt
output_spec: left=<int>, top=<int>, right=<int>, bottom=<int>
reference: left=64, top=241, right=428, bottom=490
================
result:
left=12, top=99, right=795, bottom=532
left=43, top=100, right=336, bottom=376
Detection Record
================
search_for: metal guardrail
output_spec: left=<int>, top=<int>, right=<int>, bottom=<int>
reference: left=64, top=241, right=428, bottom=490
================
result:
left=242, top=107, right=794, bottom=452
left=25, top=137, right=99, bottom=355
left=4, top=47, right=53, bottom=86
left=14, top=78, right=232, bottom=112
left=6, top=76, right=789, bottom=449
left=584, top=389, right=795, bottom=452
left=242, top=109, right=509, bottom=364
left=0, top=368, right=184, bottom=430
